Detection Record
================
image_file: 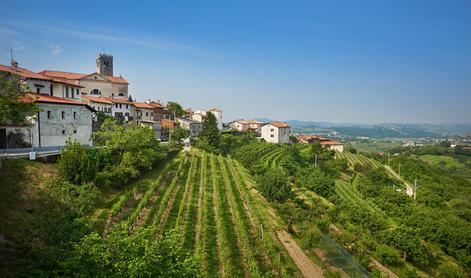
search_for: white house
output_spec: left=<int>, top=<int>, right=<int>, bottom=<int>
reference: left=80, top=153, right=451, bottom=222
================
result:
left=260, top=122, right=290, bottom=144
left=176, top=118, right=202, bottom=137
left=230, top=119, right=265, bottom=133
left=107, top=97, right=135, bottom=122
left=191, top=108, right=223, bottom=130
left=20, top=93, right=94, bottom=147
left=82, top=95, right=113, bottom=115
left=320, top=140, right=344, bottom=152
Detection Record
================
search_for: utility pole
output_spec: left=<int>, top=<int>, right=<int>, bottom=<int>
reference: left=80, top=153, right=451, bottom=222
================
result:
left=398, top=163, right=401, bottom=177
left=387, top=153, right=390, bottom=166
left=314, top=153, right=318, bottom=166
left=413, top=179, right=418, bottom=204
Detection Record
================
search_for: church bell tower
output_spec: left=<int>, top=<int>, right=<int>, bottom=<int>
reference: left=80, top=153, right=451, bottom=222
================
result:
left=96, top=53, right=113, bottom=76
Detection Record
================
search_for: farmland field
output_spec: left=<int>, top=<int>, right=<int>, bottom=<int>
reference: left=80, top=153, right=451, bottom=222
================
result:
left=419, top=154, right=464, bottom=169
left=103, top=149, right=302, bottom=277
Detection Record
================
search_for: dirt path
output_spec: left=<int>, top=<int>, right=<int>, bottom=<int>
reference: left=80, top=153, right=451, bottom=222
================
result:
left=384, top=165, right=413, bottom=196
left=277, top=230, right=323, bottom=278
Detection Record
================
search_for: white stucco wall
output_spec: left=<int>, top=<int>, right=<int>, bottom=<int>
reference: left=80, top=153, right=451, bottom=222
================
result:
left=24, top=79, right=52, bottom=95
left=261, top=124, right=290, bottom=144
left=30, top=103, right=93, bottom=147
left=88, top=102, right=112, bottom=115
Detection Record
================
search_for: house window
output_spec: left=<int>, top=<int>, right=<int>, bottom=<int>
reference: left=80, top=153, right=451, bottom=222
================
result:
left=119, top=104, right=122, bottom=109
left=47, top=111, right=52, bottom=119
left=270, top=128, right=274, bottom=132
left=36, top=87, right=40, bottom=94
left=146, top=112, right=149, bottom=117
left=118, top=92, right=125, bottom=97
left=62, top=130, right=66, bottom=135
left=73, top=130, right=77, bottom=134
left=65, top=87, right=69, bottom=98
left=115, top=103, right=118, bottom=108
left=61, top=111, right=65, bottom=119
left=270, top=134, right=274, bottom=138
left=126, top=104, right=128, bottom=109
left=76, top=88, right=80, bottom=96
left=50, top=85, right=53, bottom=96
left=151, top=112, right=153, bottom=116
left=73, top=112, right=77, bottom=119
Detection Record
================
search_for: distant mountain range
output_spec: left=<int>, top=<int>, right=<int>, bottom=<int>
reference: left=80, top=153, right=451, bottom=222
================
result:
left=254, top=119, right=471, bottom=138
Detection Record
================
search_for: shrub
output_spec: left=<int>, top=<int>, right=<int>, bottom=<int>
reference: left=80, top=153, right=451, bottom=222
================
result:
left=374, top=244, right=401, bottom=266
left=256, top=169, right=293, bottom=202
left=58, top=140, right=98, bottom=185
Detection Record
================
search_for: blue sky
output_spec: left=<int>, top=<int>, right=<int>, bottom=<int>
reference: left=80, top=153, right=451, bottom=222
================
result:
left=1, top=0, right=470, bottom=124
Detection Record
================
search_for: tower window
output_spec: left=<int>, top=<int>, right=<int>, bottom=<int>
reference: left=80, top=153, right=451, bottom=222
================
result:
left=73, top=112, right=77, bottom=119
left=62, top=130, right=66, bottom=135
left=62, top=111, right=65, bottom=119
left=47, top=111, right=52, bottom=119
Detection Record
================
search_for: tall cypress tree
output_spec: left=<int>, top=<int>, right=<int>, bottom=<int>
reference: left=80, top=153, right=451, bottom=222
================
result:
left=200, top=112, right=220, bottom=150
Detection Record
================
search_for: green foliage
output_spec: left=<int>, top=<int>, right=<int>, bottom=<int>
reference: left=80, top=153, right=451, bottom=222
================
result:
left=296, top=166, right=335, bottom=197
left=199, top=112, right=220, bottom=152
left=0, top=73, right=38, bottom=125
left=92, top=119, right=166, bottom=187
left=374, top=244, right=401, bottom=266
left=58, top=140, right=98, bottom=185
left=437, top=263, right=465, bottom=278
left=166, top=101, right=185, bottom=118
left=171, top=127, right=190, bottom=144
left=381, top=225, right=433, bottom=265
left=256, top=169, right=293, bottom=202
left=62, top=224, right=199, bottom=277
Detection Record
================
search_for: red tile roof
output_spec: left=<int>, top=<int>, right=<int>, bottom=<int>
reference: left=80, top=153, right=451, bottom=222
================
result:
left=148, top=102, right=163, bottom=109
left=270, top=121, right=290, bottom=128
left=51, top=78, right=83, bottom=87
left=161, top=119, right=176, bottom=129
left=0, top=64, right=52, bottom=81
left=39, top=70, right=87, bottom=80
left=82, top=95, right=113, bottom=104
left=104, top=97, right=133, bottom=104
left=133, top=102, right=154, bottom=109
left=40, top=70, right=129, bottom=84
left=320, top=140, right=343, bottom=146
left=20, top=93, right=87, bottom=106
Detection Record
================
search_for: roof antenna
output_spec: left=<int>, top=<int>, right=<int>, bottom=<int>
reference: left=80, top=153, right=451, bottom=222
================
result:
left=10, top=48, right=18, bottom=68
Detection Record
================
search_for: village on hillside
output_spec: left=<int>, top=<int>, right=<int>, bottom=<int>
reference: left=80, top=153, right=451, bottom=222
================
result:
left=0, top=54, right=343, bottom=153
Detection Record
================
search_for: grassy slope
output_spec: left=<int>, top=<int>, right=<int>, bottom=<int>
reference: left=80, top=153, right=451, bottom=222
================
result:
left=419, top=155, right=464, bottom=169
left=0, top=159, right=57, bottom=240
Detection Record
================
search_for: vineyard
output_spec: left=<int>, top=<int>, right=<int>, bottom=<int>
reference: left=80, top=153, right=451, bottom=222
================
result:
left=102, top=149, right=303, bottom=277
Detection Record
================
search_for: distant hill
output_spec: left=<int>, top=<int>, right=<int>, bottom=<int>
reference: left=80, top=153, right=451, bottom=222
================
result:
left=252, top=119, right=471, bottom=138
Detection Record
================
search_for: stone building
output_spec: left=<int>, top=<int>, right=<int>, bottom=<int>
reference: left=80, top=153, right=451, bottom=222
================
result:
left=19, top=93, right=94, bottom=147
left=39, top=54, right=129, bottom=99
left=176, top=118, right=202, bottom=137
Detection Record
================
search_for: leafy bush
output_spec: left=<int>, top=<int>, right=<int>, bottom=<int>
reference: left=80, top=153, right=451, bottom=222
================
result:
left=58, top=140, right=98, bottom=185
left=256, top=169, right=293, bottom=202
left=374, top=244, right=401, bottom=266
left=61, top=224, right=200, bottom=277
left=296, top=166, right=335, bottom=197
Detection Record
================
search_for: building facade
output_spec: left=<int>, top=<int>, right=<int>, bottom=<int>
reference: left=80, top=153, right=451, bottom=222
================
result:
left=260, top=122, right=290, bottom=144
left=39, top=54, right=129, bottom=99
left=21, top=93, right=94, bottom=147
left=176, top=118, right=202, bottom=137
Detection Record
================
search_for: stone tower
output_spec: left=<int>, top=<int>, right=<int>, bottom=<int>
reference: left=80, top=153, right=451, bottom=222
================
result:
left=96, top=53, right=113, bottom=76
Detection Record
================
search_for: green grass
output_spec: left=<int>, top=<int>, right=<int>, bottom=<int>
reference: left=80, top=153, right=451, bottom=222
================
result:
left=419, top=155, right=464, bottom=169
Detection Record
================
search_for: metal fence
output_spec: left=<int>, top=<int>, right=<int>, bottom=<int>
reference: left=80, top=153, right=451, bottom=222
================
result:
left=0, top=146, right=64, bottom=154
left=318, top=234, right=371, bottom=278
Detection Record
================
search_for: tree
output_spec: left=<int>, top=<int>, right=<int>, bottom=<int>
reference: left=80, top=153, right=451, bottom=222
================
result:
left=58, top=140, right=98, bottom=185
left=61, top=224, right=200, bottom=277
left=171, top=127, right=189, bottom=144
left=374, top=244, right=401, bottom=266
left=200, top=112, right=220, bottom=151
left=296, top=166, right=335, bottom=197
left=256, top=169, right=293, bottom=202
left=0, top=74, right=38, bottom=126
left=166, top=101, right=185, bottom=118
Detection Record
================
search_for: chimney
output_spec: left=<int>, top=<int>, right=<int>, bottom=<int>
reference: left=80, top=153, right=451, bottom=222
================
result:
left=11, top=59, right=18, bottom=68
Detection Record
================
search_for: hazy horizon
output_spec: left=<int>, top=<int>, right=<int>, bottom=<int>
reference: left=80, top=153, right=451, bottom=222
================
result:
left=1, top=0, right=470, bottom=124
